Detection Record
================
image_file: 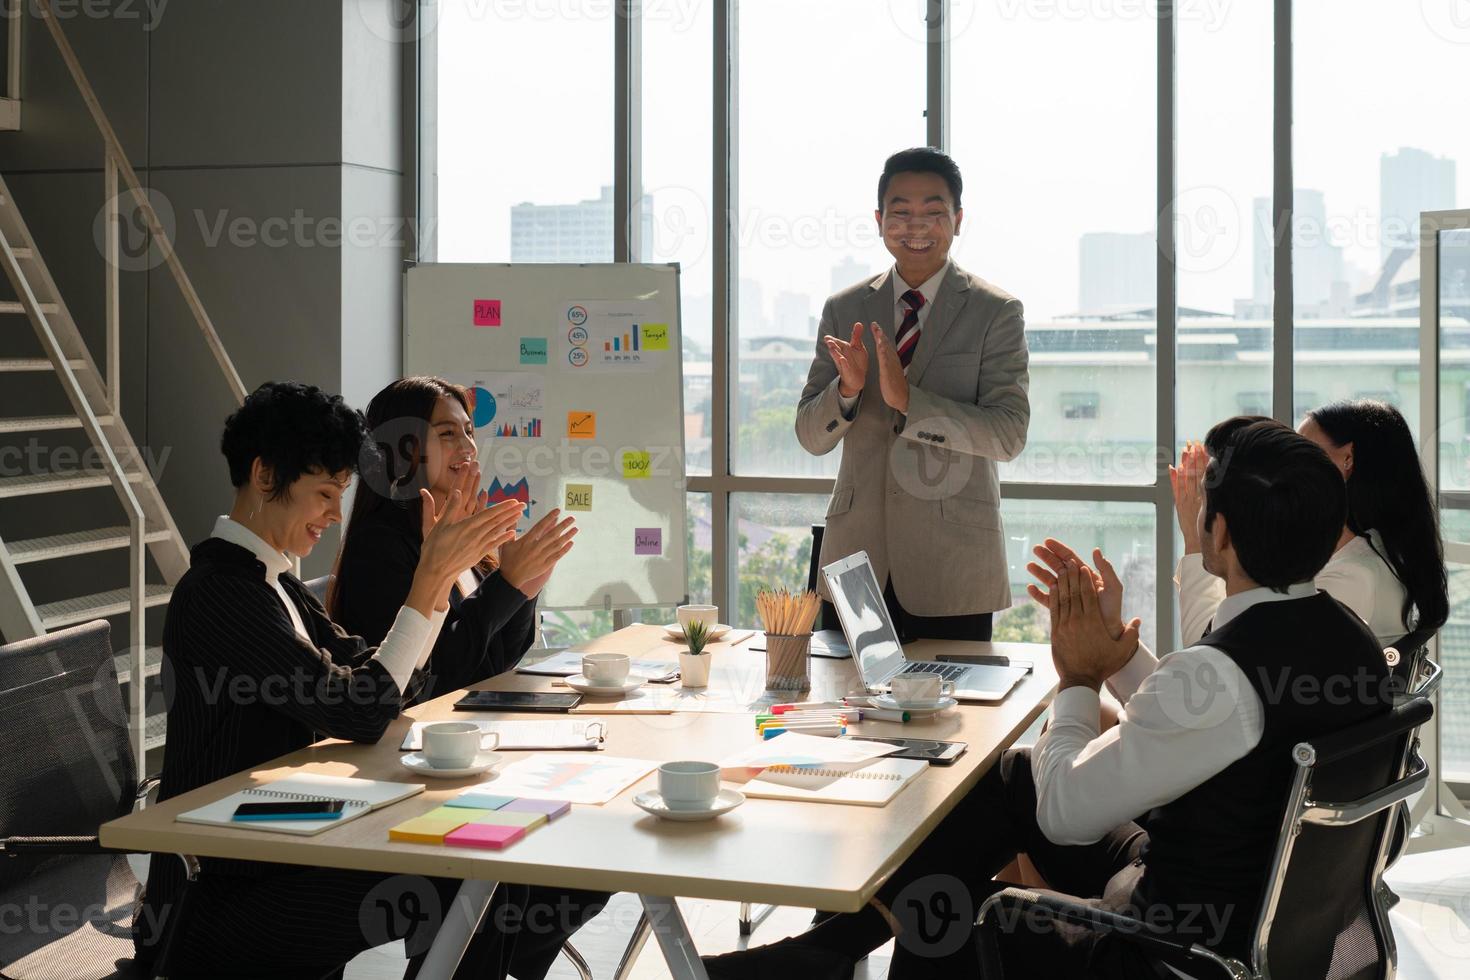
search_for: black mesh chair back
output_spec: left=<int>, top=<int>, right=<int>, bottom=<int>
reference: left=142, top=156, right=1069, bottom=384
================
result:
left=1252, top=696, right=1433, bottom=980
left=0, top=620, right=143, bottom=980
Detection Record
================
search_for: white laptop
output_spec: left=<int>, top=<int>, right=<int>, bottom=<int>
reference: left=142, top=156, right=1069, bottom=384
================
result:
left=822, top=550, right=1028, bottom=702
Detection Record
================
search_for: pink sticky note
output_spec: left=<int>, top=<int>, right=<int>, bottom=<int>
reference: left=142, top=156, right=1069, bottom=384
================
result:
left=634, top=528, right=662, bottom=556
left=473, top=299, right=502, bottom=326
left=444, top=823, right=526, bottom=850
left=501, top=798, right=571, bottom=821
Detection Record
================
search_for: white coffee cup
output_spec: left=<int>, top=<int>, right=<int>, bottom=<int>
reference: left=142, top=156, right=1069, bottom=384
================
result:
left=422, top=721, right=499, bottom=769
left=676, top=604, right=719, bottom=633
left=582, top=652, right=631, bottom=687
left=888, top=673, right=956, bottom=703
left=658, top=760, right=721, bottom=809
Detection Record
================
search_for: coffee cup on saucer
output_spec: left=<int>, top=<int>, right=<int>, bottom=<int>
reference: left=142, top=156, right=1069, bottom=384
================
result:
left=582, top=653, right=631, bottom=687
left=422, top=721, right=499, bottom=769
left=675, top=604, right=718, bottom=634
left=658, top=761, right=721, bottom=809
left=888, top=673, right=956, bottom=704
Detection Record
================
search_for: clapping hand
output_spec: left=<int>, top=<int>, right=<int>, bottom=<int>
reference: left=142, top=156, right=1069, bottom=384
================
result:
left=498, top=509, right=579, bottom=599
left=1169, top=440, right=1208, bottom=554
left=1026, top=538, right=1126, bottom=641
left=868, top=323, right=910, bottom=414
left=1044, top=557, right=1141, bottom=693
left=824, top=322, right=870, bottom=399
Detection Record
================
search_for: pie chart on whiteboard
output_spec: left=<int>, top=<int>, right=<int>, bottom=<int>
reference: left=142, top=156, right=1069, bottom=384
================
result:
left=466, top=386, right=496, bottom=427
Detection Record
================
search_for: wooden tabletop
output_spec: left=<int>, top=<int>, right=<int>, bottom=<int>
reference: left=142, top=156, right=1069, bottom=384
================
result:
left=101, top=625, right=1056, bottom=913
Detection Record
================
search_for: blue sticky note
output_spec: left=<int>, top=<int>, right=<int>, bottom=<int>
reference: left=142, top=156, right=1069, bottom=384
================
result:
left=448, top=791, right=515, bottom=810
left=519, top=338, right=548, bottom=365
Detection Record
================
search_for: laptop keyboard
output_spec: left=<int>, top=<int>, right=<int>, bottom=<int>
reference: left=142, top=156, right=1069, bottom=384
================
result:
left=897, top=662, right=967, bottom=681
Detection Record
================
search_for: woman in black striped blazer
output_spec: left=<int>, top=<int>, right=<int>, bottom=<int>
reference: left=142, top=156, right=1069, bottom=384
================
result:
left=135, top=381, right=527, bottom=979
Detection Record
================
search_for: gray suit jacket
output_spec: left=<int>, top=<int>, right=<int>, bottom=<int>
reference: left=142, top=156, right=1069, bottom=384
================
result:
left=796, top=261, right=1029, bottom=617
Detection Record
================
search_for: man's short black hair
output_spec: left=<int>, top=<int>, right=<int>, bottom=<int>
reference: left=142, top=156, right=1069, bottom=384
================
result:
left=1203, top=420, right=1345, bottom=591
left=220, top=381, right=368, bottom=499
left=1202, top=414, right=1277, bottom=459
left=877, top=147, right=963, bottom=212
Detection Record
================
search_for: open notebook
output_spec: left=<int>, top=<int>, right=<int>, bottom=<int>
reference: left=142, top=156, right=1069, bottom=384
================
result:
left=176, top=773, right=424, bottom=836
left=739, top=757, right=927, bottom=807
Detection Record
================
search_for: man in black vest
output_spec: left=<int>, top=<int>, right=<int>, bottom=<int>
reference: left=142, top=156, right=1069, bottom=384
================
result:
left=704, top=420, right=1392, bottom=979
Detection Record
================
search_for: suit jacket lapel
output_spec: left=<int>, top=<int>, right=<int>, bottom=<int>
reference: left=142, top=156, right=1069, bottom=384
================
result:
left=906, top=262, right=971, bottom=386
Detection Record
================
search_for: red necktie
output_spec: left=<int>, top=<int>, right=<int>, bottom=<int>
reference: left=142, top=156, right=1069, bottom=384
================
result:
left=895, top=288, right=925, bottom=369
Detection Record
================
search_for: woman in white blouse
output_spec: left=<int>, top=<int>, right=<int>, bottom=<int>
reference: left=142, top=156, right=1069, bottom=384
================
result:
left=1172, top=401, right=1447, bottom=648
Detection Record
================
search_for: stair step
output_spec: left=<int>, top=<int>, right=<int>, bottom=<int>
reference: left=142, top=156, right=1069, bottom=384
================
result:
left=0, top=300, right=60, bottom=315
left=0, top=414, right=114, bottom=433
left=0, top=468, right=147, bottom=499
left=36, top=583, right=172, bottom=630
left=113, top=646, right=165, bottom=687
left=9, top=525, right=172, bottom=564
left=0, top=357, right=87, bottom=372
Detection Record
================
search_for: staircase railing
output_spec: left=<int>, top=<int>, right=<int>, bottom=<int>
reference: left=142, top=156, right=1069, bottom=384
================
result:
left=5, top=4, right=250, bottom=766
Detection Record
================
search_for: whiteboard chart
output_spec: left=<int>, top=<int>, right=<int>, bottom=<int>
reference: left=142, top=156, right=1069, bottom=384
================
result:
left=404, top=263, right=687, bottom=611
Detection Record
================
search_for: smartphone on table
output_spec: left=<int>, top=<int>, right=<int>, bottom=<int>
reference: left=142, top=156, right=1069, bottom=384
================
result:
left=840, top=735, right=968, bottom=765
left=232, top=800, right=347, bottom=821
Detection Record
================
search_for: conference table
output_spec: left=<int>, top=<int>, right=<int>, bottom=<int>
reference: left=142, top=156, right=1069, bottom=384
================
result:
left=101, top=624, right=1057, bottom=979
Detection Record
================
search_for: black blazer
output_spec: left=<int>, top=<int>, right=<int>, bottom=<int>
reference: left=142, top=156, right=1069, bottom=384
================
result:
left=138, top=536, right=427, bottom=952
left=331, top=503, right=537, bottom=704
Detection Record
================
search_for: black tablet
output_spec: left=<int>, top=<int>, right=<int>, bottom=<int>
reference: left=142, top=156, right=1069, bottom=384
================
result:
left=453, top=691, right=583, bottom=712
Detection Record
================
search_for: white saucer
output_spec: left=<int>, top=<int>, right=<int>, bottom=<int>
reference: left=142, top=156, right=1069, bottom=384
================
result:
left=663, top=622, right=732, bottom=641
left=400, top=751, right=502, bottom=778
left=872, top=694, right=959, bottom=715
left=564, top=674, right=646, bottom=696
left=633, top=788, right=745, bottom=822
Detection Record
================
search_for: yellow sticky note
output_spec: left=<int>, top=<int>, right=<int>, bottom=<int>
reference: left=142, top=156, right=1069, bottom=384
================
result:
left=622, top=451, right=651, bottom=479
left=640, top=323, right=670, bottom=350
left=565, top=483, right=593, bottom=511
left=388, top=807, right=494, bottom=844
left=567, top=411, right=596, bottom=439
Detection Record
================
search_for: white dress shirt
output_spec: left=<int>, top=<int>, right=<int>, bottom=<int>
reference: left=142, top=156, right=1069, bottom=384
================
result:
left=1176, top=529, right=1407, bottom=648
left=836, top=261, right=949, bottom=417
left=211, top=515, right=445, bottom=692
left=1031, top=582, right=1319, bottom=847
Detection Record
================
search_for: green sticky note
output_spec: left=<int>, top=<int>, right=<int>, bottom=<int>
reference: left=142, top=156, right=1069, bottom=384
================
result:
left=519, top=337, right=548, bottom=365
left=622, top=451, right=651, bottom=479
left=640, top=323, right=670, bottom=350
left=565, top=483, right=593, bottom=511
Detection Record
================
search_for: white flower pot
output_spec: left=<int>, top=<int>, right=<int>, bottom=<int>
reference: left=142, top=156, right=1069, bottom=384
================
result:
left=679, top=651, right=712, bottom=688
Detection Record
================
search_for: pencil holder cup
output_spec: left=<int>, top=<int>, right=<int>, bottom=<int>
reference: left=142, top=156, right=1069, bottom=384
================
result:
left=765, top=634, right=811, bottom=692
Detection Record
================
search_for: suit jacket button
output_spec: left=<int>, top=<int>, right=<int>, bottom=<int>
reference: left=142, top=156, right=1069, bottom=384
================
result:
left=936, top=435, right=946, bottom=443
left=826, top=420, right=838, bottom=432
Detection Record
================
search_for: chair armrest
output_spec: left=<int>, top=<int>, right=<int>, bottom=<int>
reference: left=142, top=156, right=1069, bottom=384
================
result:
left=976, top=887, right=1251, bottom=980
left=137, top=774, right=162, bottom=808
left=1303, top=753, right=1429, bottom=826
left=0, top=835, right=128, bottom=856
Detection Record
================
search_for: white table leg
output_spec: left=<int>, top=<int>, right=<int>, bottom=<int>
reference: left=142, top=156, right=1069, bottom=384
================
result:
left=638, top=894, right=709, bottom=980
left=416, top=879, right=499, bottom=980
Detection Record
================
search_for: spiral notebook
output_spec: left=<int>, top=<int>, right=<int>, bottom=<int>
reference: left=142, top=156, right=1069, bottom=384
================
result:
left=176, top=773, right=425, bottom=836
left=739, top=757, right=928, bottom=807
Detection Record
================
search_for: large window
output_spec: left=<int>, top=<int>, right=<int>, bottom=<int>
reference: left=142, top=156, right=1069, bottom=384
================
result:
left=424, top=3, right=1469, bottom=823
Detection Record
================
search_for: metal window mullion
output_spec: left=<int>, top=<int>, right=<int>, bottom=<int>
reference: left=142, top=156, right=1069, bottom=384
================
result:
left=711, top=0, right=735, bottom=616
left=1272, top=0, right=1293, bottom=422
left=615, top=0, right=642, bottom=262
left=1156, top=0, right=1177, bottom=648
left=926, top=0, right=949, bottom=151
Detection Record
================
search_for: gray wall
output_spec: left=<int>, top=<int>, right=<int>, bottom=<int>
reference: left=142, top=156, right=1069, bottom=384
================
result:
left=0, top=0, right=407, bottom=590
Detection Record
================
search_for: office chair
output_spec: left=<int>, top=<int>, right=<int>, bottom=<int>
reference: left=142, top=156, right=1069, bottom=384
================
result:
left=977, top=693, right=1435, bottom=979
left=303, top=573, right=334, bottom=605
left=0, top=620, right=196, bottom=980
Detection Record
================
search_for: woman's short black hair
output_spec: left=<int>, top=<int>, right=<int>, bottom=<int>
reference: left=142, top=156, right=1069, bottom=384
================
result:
left=878, top=147, right=963, bottom=211
left=1203, top=420, right=1345, bottom=591
left=220, top=381, right=369, bottom=499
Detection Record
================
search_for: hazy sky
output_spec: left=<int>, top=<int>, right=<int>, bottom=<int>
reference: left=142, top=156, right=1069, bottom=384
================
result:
left=434, top=0, right=1470, bottom=329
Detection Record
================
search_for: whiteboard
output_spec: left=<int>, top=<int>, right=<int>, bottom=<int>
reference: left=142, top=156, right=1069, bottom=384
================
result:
left=404, top=263, right=686, bottom=611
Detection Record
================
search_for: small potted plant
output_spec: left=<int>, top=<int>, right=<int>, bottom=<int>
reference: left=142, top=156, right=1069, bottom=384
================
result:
left=679, top=620, right=713, bottom=688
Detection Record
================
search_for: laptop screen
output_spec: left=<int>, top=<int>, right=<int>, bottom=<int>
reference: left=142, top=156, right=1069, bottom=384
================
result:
left=822, top=552, right=906, bottom=685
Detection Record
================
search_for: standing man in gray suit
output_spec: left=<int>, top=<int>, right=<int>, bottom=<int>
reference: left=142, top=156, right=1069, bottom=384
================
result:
left=797, top=147, right=1030, bottom=641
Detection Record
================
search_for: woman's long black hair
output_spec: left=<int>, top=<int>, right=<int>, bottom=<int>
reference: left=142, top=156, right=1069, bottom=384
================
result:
left=327, top=376, right=473, bottom=618
left=1306, top=399, right=1449, bottom=634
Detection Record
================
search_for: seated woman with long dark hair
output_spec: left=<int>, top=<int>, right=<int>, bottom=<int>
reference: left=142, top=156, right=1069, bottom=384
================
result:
left=329, top=376, right=605, bottom=980
left=1172, top=400, right=1448, bottom=646
left=329, top=376, right=577, bottom=700
left=135, top=381, right=529, bottom=978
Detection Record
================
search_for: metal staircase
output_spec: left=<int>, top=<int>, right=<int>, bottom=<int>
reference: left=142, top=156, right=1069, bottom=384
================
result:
left=0, top=7, right=246, bottom=766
